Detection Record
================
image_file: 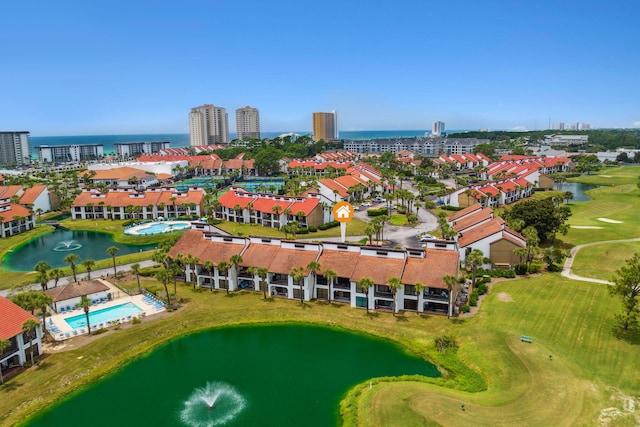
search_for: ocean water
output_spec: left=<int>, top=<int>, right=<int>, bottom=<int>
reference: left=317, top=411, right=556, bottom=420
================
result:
left=30, top=130, right=443, bottom=155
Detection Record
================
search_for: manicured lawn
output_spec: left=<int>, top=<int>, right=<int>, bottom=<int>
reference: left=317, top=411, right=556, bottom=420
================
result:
left=569, top=242, right=640, bottom=281
left=389, top=214, right=409, bottom=226
left=570, top=165, right=640, bottom=187
left=351, top=274, right=640, bottom=426
left=0, top=283, right=478, bottom=426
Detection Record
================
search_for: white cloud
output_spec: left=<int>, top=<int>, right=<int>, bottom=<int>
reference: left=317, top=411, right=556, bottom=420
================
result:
left=632, top=121, right=640, bottom=127
left=510, top=125, right=528, bottom=131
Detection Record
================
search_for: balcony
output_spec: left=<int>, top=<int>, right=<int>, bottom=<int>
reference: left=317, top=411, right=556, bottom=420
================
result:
left=270, top=274, right=288, bottom=285
left=334, top=278, right=351, bottom=290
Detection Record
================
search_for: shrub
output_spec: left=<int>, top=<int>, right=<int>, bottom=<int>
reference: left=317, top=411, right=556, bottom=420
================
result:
left=440, top=205, right=464, bottom=211
left=461, top=304, right=471, bottom=313
left=476, top=283, right=489, bottom=295
left=469, top=290, right=479, bottom=306
left=547, top=263, right=563, bottom=272
left=434, top=335, right=458, bottom=352
left=528, top=262, right=543, bottom=274
left=515, top=263, right=528, bottom=275
left=92, top=328, right=108, bottom=335
left=295, top=227, right=309, bottom=235
left=131, top=317, right=142, bottom=324
left=308, top=226, right=317, bottom=232
left=139, top=266, right=163, bottom=277
left=367, top=207, right=388, bottom=217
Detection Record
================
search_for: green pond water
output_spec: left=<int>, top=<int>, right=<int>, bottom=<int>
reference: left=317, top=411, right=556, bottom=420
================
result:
left=26, top=324, right=439, bottom=426
left=2, top=229, right=155, bottom=271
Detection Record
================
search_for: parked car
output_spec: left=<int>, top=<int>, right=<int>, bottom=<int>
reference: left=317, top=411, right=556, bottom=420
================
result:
left=373, top=197, right=385, bottom=202
left=419, top=234, right=435, bottom=242
left=361, top=202, right=372, bottom=207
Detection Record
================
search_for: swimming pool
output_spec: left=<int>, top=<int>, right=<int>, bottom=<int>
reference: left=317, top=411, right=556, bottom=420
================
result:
left=64, top=303, right=143, bottom=329
left=124, top=221, right=191, bottom=235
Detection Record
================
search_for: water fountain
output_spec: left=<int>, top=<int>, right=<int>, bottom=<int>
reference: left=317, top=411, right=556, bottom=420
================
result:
left=52, top=240, right=83, bottom=252
left=180, top=381, right=246, bottom=426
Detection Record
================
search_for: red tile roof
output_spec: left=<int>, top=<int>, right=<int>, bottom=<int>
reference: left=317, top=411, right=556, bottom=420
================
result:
left=44, top=281, right=110, bottom=302
left=217, top=191, right=256, bottom=209
left=0, top=203, right=33, bottom=222
left=316, top=250, right=360, bottom=279
left=351, top=255, right=404, bottom=285
left=458, top=217, right=506, bottom=247
left=402, top=250, right=459, bottom=289
left=0, top=296, right=40, bottom=339
left=168, top=230, right=245, bottom=264
left=452, top=207, right=494, bottom=232
left=447, top=203, right=482, bottom=222
left=268, top=248, right=320, bottom=275
left=288, top=198, right=320, bottom=216
left=19, top=185, right=47, bottom=204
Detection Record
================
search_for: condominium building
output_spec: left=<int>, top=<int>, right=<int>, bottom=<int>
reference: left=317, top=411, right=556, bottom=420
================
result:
left=0, top=131, right=31, bottom=167
left=235, top=106, right=260, bottom=141
left=189, top=104, right=229, bottom=147
left=432, top=121, right=445, bottom=137
left=36, top=144, right=104, bottom=163
left=343, top=137, right=489, bottom=157
left=312, top=111, right=338, bottom=141
left=114, top=141, right=170, bottom=158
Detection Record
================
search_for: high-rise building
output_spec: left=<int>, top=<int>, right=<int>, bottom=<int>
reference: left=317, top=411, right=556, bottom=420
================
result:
left=0, top=131, right=31, bottom=167
left=235, top=106, right=261, bottom=141
left=312, top=111, right=338, bottom=141
left=189, top=104, right=229, bottom=147
left=432, top=121, right=445, bottom=137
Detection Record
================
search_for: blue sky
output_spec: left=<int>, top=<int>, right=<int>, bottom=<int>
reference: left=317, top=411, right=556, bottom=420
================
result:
left=2, top=0, right=639, bottom=136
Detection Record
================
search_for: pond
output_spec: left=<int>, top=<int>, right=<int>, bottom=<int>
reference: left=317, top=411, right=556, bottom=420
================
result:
left=26, top=324, right=439, bottom=426
left=553, top=182, right=601, bottom=202
left=2, top=229, right=156, bottom=271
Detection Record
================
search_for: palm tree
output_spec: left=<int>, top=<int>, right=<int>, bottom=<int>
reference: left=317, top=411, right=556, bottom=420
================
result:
left=465, top=249, right=484, bottom=287
left=202, top=261, right=215, bottom=292
left=184, top=254, right=200, bottom=288
left=386, top=276, right=403, bottom=316
left=443, top=274, right=459, bottom=319
left=34, top=292, right=52, bottom=334
left=155, top=269, right=172, bottom=308
left=256, top=267, right=269, bottom=300
left=306, top=261, right=321, bottom=298
left=106, top=246, right=120, bottom=278
left=217, top=261, right=231, bottom=295
left=131, top=263, right=142, bottom=293
left=78, top=295, right=93, bottom=335
left=49, top=268, right=64, bottom=287
left=230, top=254, right=243, bottom=291
left=290, top=266, right=306, bottom=305
left=81, top=259, right=96, bottom=280
left=34, top=261, right=51, bottom=291
left=21, top=319, right=39, bottom=366
left=364, top=225, right=376, bottom=246
left=63, top=254, right=80, bottom=282
left=414, top=281, right=426, bottom=312
left=0, top=338, right=11, bottom=384
left=357, top=277, right=374, bottom=314
left=323, top=269, right=337, bottom=302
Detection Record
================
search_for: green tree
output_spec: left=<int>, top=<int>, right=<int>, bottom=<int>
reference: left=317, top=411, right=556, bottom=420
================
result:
left=81, top=259, right=96, bottom=280
left=184, top=254, right=200, bottom=288
left=502, top=198, right=571, bottom=243
left=155, top=269, right=172, bottom=308
left=131, top=263, right=142, bottom=293
left=106, top=246, right=120, bottom=278
left=34, top=261, right=51, bottom=291
left=306, top=261, right=322, bottom=297
left=230, top=254, right=243, bottom=290
left=34, top=292, right=52, bottom=335
left=323, top=269, right=337, bottom=302
left=217, top=260, right=231, bottom=295
left=465, top=249, right=485, bottom=286
left=0, top=338, right=11, bottom=384
left=290, top=266, right=306, bottom=305
left=357, top=277, right=374, bottom=314
left=609, top=253, right=640, bottom=332
left=63, top=254, right=80, bottom=282
left=386, top=276, right=403, bottom=316
left=49, top=268, right=64, bottom=288
left=256, top=267, right=269, bottom=300
left=78, top=295, right=93, bottom=335
left=21, top=319, right=39, bottom=366
left=202, top=261, right=215, bottom=292
left=543, top=247, right=566, bottom=272
left=443, top=274, right=459, bottom=319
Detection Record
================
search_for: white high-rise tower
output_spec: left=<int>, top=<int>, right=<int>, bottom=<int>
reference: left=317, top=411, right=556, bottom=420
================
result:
left=432, top=121, right=445, bottom=137
left=235, top=106, right=261, bottom=141
left=189, top=104, right=229, bottom=147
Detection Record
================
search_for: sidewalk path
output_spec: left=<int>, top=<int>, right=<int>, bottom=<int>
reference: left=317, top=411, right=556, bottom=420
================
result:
left=561, top=238, right=640, bottom=284
left=0, top=260, right=157, bottom=298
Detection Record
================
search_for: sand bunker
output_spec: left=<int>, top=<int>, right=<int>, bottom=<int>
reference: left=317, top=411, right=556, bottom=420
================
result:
left=597, top=218, right=623, bottom=224
left=571, top=226, right=603, bottom=229
left=496, top=292, right=513, bottom=302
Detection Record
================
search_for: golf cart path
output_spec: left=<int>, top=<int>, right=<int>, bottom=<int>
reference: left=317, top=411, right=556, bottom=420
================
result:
left=561, top=237, right=640, bottom=284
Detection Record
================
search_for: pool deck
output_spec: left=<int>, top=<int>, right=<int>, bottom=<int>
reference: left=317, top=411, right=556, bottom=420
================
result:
left=47, top=279, right=166, bottom=341
left=124, top=220, right=192, bottom=236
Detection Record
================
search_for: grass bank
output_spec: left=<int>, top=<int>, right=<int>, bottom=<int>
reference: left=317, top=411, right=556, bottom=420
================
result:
left=1, top=285, right=483, bottom=426
left=350, top=274, right=640, bottom=426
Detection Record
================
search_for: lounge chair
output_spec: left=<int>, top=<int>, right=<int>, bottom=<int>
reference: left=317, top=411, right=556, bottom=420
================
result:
left=60, top=307, right=66, bottom=313
left=64, top=332, right=70, bottom=338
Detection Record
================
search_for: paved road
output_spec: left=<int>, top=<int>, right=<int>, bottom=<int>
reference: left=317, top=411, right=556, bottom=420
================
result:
left=561, top=238, right=640, bottom=284
left=0, top=260, right=157, bottom=298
